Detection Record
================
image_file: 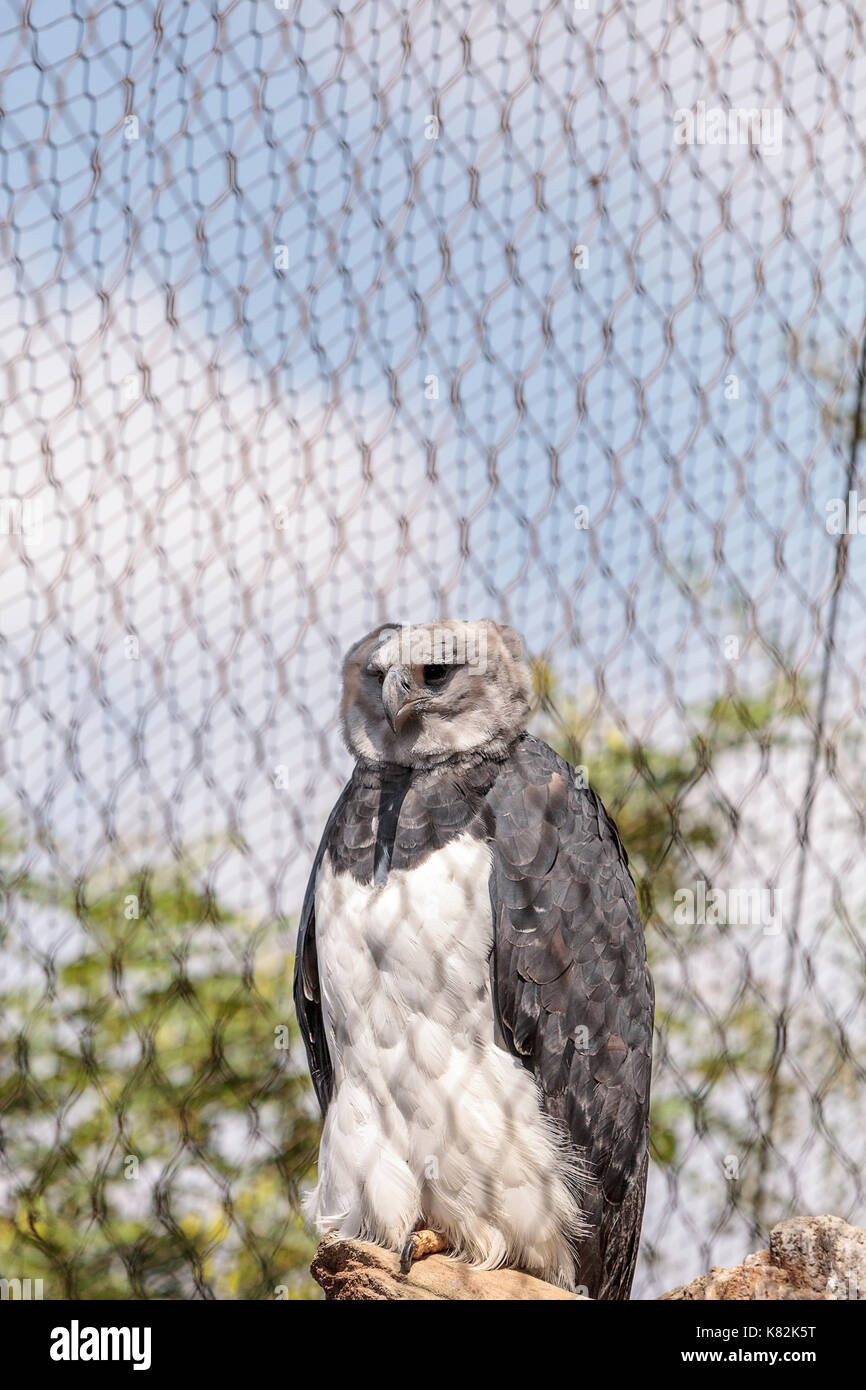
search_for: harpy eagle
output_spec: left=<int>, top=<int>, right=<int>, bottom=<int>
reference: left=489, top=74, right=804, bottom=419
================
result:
left=294, top=619, right=654, bottom=1298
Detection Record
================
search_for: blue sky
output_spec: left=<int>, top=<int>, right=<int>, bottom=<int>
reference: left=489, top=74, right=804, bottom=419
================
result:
left=1, top=0, right=864, bottom=893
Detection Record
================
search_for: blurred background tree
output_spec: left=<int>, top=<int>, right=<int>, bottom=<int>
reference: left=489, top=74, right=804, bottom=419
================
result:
left=0, top=849, right=319, bottom=1299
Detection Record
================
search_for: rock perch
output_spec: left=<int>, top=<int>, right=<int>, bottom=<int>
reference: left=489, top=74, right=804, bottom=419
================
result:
left=311, top=1215, right=865, bottom=1300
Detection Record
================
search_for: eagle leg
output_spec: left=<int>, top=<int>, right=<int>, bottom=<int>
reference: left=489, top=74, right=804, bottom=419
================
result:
left=399, top=1228, right=450, bottom=1274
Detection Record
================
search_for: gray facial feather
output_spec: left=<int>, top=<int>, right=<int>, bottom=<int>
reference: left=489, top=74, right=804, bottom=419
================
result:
left=340, top=618, right=533, bottom=767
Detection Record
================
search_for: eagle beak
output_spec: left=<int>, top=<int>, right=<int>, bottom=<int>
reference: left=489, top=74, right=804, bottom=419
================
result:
left=382, top=665, right=414, bottom=733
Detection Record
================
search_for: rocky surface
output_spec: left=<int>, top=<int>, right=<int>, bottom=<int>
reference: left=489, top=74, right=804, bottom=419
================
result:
left=661, top=1214, right=866, bottom=1300
left=311, top=1238, right=584, bottom=1300
left=311, top=1215, right=865, bottom=1300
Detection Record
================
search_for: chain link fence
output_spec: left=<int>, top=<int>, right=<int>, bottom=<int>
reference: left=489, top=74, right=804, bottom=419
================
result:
left=1, top=0, right=865, bottom=1300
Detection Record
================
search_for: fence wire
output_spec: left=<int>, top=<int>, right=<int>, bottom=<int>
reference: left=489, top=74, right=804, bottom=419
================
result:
left=1, top=0, right=865, bottom=1300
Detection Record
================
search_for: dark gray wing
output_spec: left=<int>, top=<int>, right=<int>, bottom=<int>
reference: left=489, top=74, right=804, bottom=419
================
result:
left=487, top=733, right=654, bottom=1300
left=293, top=780, right=354, bottom=1116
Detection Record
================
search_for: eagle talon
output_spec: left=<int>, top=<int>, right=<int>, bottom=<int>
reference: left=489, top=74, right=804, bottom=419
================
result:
left=399, top=1228, right=449, bottom=1274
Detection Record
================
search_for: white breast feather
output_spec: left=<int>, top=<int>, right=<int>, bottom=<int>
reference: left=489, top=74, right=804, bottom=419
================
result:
left=307, top=832, right=586, bottom=1289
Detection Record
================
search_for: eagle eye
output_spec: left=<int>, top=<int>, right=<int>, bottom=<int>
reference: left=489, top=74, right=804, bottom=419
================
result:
left=423, top=664, right=448, bottom=686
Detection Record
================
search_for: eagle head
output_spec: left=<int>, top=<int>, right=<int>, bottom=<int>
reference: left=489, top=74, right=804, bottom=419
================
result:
left=340, top=619, right=532, bottom=766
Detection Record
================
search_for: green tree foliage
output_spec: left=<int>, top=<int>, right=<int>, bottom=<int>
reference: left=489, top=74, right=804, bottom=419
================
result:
left=0, top=859, right=319, bottom=1299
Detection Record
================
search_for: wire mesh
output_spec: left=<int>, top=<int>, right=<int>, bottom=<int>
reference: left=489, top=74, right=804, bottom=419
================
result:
left=1, top=0, right=865, bottom=1299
